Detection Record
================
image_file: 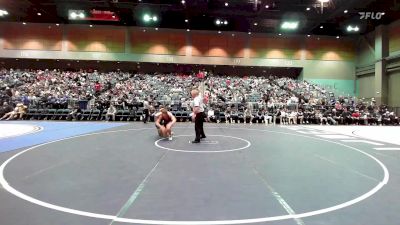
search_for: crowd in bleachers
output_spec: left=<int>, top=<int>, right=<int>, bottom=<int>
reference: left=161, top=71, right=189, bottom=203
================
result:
left=0, top=68, right=399, bottom=125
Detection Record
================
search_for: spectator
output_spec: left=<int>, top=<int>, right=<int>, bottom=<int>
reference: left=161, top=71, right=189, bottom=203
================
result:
left=0, top=102, right=13, bottom=117
left=0, top=68, right=397, bottom=125
left=297, top=109, right=304, bottom=124
left=244, top=107, right=253, bottom=124
left=351, top=109, right=361, bottom=125
left=67, top=106, right=82, bottom=121
left=280, top=108, right=288, bottom=125
left=207, top=108, right=215, bottom=122
left=0, top=105, right=18, bottom=120
left=106, top=104, right=117, bottom=121
left=288, top=110, right=298, bottom=125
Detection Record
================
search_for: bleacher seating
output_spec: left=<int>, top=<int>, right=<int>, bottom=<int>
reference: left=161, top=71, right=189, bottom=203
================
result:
left=0, top=69, right=398, bottom=125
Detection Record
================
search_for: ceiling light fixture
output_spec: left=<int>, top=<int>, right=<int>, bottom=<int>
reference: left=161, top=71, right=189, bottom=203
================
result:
left=143, top=14, right=151, bottom=22
left=218, top=31, right=222, bottom=34
left=346, top=25, right=360, bottom=32
left=185, top=19, right=188, bottom=23
left=265, top=5, right=269, bottom=9
left=254, top=22, right=258, bottom=26
left=281, top=21, right=299, bottom=30
left=306, top=7, right=311, bottom=11
left=181, top=0, right=185, bottom=4
left=0, top=9, right=9, bottom=16
left=344, top=10, right=348, bottom=13
left=187, top=29, right=190, bottom=32
left=69, top=10, right=85, bottom=20
left=143, top=14, right=158, bottom=23
left=215, top=19, right=228, bottom=26
left=225, top=2, right=229, bottom=7
left=37, top=12, right=42, bottom=16
left=336, top=36, right=340, bottom=39
left=70, top=12, right=77, bottom=19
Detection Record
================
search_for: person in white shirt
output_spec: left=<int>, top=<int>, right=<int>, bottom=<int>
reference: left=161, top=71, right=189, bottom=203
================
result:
left=280, top=109, right=288, bottom=125
left=288, top=111, right=298, bottom=125
left=105, top=104, right=117, bottom=121
left=191, top=89, right=206, bottom=143
left=207, top=109, right=215, bottom=122
left=244, top=107, right=253, bottom=124
left=143, top=96, right=151, bottom=123
left=264, top=111, right=273, bottom=125
left=224, top=107, right=232, bottom=124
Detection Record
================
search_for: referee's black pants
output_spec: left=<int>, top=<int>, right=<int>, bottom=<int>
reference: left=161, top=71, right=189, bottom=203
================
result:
left=195, top=112, right=206, bottom=141
left=143, top=109, right=149, bottom=123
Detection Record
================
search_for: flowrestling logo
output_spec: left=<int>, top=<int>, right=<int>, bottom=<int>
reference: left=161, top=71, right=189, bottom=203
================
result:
left=359, top=12, right=385, bottom=20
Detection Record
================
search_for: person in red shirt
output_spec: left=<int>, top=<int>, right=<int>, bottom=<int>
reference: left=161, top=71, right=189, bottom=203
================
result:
left=197, top=71, right=205, bottom=79
left=94, top=82, right=102, bottom=93
left=351, top=109, right=361, bottom=125
left=335, top=102, right=343, bottom=111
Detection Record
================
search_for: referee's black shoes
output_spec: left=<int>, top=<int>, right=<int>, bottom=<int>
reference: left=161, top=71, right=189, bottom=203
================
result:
left=191, top=140, right=200, bottom=144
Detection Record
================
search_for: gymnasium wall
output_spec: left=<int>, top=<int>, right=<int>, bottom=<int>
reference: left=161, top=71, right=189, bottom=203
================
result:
left=356, top=32, right=376, bottom=67
left=2, top=23, right=62, bottom=51
left=130, top=29, right=187, bottom=55
left=388, top=70, right=400, bottom=107
left=306, top=79, right=356, bottom=97
left=389, top=20, right=400, bottom=56
left=354, top=19, right=400, bottom=106
left=0, top=22, right=355, bottom=86
left=357, top=75, right=376, bottom=99
left=388, top=20, right=400, bottom=107
left=67, top=26, right=125, bottom=53
left=355, top=31, right=376, bottom=98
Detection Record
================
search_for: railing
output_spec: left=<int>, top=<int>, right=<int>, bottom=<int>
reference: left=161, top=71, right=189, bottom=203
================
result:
left=7, top=94, right=400, bottom=117
left=389, top=107, right=400, bottom=117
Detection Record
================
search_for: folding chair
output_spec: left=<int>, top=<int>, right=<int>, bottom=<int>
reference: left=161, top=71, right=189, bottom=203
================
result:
left=80, top=110, right=92, bottom=121
left=90, top=109, right=101, bottom=120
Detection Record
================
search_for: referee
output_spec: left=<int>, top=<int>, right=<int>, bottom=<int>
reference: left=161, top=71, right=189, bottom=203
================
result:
left=143, top=96, right=152, bottom=123
left=191, top=89, right=206, bottom=143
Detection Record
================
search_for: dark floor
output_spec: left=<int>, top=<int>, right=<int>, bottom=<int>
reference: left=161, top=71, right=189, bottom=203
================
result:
left=0, top=122, right=399, bottom=225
